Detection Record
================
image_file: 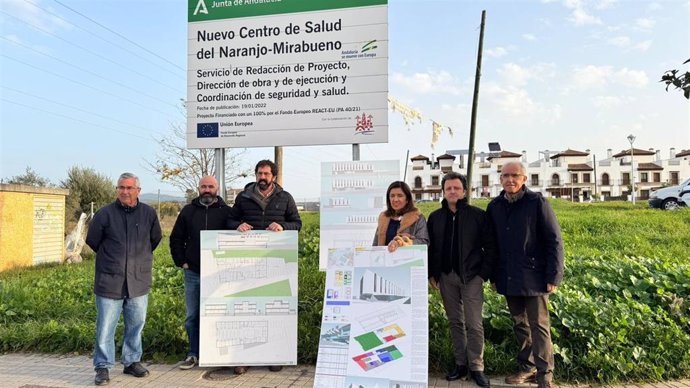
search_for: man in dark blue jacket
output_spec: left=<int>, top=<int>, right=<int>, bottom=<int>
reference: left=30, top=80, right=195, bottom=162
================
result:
left=170, top=175, right=230, bottom=370
left=486, top=162, right=564, bottom=388
left=227, top=159, right=301, bottom=374
left=86, top=173, right=162, bottom=386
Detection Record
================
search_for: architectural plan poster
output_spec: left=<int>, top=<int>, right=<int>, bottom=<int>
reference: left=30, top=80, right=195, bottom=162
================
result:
left=319, top=160, right=400, bottom=270
left=314, top=246, right=429, bottom=388
left=199, top=230, right=298, bottom=367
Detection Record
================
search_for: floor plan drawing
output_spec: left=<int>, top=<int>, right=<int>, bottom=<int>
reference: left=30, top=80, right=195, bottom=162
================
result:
left=354, top=324, right=406, bottom=351
left=352, top=345, right=404, bottom=371
left=216, top=320, right=268, bottom=350
left=200, top=231, right=298, bottom=367
left=314, top=245, right=428, bottom=388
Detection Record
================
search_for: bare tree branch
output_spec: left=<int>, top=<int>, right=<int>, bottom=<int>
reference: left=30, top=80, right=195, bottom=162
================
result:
left=145, top=116, right=251, bottom=194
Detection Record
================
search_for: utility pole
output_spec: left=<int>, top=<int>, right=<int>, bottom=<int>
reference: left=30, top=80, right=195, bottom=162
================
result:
left=403, top=149, right=410, bottom=181
left=593, top=154, right=598, bottom=201
left=627, top=134, right=636, bottom=205
left=466, top=10, right=486, bottom=205
left=275, top=146, right=283, bottom=186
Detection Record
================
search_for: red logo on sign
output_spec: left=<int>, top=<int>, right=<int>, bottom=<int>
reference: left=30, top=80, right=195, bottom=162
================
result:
left=355, top=113, right=374, bottom=134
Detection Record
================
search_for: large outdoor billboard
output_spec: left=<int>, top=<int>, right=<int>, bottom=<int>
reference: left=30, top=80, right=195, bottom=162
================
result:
left=187, top=0, right=388, bottom=148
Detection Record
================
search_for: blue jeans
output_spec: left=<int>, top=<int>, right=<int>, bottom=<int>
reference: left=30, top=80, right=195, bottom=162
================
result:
left=93, top=294, right=148, bottom=369
left=184, top=269, right=200, bottom=358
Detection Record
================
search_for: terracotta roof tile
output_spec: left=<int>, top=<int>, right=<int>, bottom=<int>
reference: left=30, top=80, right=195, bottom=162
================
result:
left=567, top=163, right=593, bottom=171
left=612, top=148, right=656, bottom=158
left=487, top=150, right=522, bottom=160
left=637, top=162, right=663, bottom=171
left=550, top=149, right=589, bottom=159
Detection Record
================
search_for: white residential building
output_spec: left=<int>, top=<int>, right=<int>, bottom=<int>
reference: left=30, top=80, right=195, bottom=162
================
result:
left=407, top=148, right=690, bottom=202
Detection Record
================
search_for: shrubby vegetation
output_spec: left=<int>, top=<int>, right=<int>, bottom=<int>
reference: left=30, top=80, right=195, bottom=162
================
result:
left=2, top=165, right=116, bottom=229
left=3, top=166, right=53, bottom=187
left=1, top=200, right=688, bottom=382
left=62, top=166, right=116, bottom=224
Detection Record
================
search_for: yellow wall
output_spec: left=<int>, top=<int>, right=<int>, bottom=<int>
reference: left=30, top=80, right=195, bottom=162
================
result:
left=0, top=185, right=69, bottom=272
left=0, top=191, right=34, bottom=271
left=32, top=194, right=66, bottom=266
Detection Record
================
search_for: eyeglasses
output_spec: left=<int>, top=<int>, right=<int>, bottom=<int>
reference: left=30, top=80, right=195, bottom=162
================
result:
left=500, top=173, right=524, bottom=179
left=117, top=186, right=139, bottom=191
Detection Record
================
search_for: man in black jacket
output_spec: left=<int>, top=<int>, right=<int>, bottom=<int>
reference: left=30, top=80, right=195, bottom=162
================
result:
left=170, top=175, right=230, bottom=370
left=86, top=173, right=162, bottom=386
left=227, top=159, right=301, bottom=374
left=427, top=172, right=496, bottom=387
left=486, top=162, right=564, bottom=388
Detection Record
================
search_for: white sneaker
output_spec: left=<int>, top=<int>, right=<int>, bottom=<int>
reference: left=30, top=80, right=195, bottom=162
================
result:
left=179, top=356, right=198, bottom=370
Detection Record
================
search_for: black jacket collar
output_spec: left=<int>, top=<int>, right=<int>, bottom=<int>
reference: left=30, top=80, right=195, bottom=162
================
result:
left=441, top=197, right=469, bottom=212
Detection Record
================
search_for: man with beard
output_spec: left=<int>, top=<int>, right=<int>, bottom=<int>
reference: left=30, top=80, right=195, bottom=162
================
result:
left=227, top=159, right=302, bottom=374
left=170, top=175, right=231, bottom=370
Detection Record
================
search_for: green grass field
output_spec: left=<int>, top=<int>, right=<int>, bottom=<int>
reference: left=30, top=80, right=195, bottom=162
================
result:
left=1, top=200, right=688, bottom=382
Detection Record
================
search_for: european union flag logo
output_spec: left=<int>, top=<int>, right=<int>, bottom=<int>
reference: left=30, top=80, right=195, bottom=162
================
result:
left=197, top=122, right=219, bottom=138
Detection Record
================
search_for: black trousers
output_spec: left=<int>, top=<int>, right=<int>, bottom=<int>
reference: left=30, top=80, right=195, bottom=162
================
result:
left=506, top=294, right=554, bottom=383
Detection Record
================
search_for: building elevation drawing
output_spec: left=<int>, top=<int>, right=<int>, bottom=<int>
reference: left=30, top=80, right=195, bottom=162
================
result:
left=199, top=230, right=298, bottom=367
left=314, top=245, right=429, bottom=388
left=319, top=160, right=400, bottom=270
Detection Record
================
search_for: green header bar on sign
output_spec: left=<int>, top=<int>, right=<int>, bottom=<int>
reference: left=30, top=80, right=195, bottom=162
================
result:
left=189, top=0, right=387, bottom=22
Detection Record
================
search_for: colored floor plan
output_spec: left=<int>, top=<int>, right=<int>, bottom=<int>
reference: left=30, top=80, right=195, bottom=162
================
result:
left=352, top=345, right=403, bottom=371
left=354, top=324, right=406, bottom=351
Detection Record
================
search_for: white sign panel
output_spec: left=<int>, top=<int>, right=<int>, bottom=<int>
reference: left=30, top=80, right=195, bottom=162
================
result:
left=187, top=0, right=389, bottom=148
left=199, top=230, right=298, bottom=367
left=314, top=246, right=429, bottom=388
left=319, top=160, right=400, bottom=270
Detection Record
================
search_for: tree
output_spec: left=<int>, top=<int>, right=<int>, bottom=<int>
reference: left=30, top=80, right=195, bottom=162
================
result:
left=158, top=201, right=182, bottom=219
left=660, top=58, right=690, bottom=99
left=4, top=166, right=52, bottom=187
left=61, top=166, right=116, bottom=223
left=145, top=118, right=250, bottom=195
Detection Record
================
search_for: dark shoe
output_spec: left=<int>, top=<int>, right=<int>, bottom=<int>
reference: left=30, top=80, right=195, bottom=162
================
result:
left=268, top=365, right=283, bottom=372
left=470, top=370, right=490, bottom=387
left=234, top=366, right=249, bottom=375
left=179, top=356, right=198, bottom=370
left=505, top=370, right=536, bottom=384
left=123, top=362, right=149, bottom=378
left=537, top=380, right=554, bottom=388
left=94, top=368, right=109, bottom=386
left=446, top=365, right=468, bottom=381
